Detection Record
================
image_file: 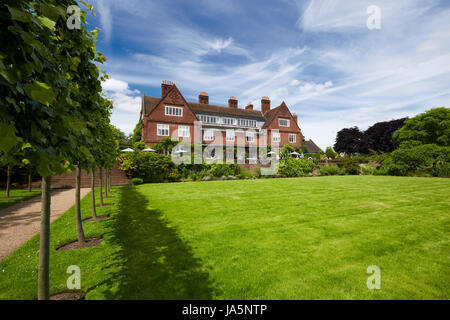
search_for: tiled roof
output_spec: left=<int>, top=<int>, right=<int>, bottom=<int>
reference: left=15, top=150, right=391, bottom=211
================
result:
left=261, top=105, right=281, bottom=129
left=142, top=94, right=265, bottom=119
left=188, top=102, right=264, bottom=119
left=305, top=139, right=322, bottom=153
left=143, top=95, right=161, bottom=116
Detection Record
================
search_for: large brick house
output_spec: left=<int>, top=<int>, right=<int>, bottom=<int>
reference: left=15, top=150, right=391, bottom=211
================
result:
left=141, top=80, right=306, bottom=149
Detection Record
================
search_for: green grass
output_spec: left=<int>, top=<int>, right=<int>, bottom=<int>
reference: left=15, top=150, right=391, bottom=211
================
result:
left=0, top=176, right=449, bottom=299
left=0, top=189, right=41, bottom=211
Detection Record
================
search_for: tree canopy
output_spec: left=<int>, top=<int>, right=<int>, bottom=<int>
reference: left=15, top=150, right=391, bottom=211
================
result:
left=393, top=108, right=449, bottom=147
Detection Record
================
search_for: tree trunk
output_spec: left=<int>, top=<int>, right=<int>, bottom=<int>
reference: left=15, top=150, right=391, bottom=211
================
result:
left=91, top=169, right=97, bottom=219
left=99, top=167, right=104, bottom=207
left=75, top=166, right=85, bottom=244
left=104, top=169, right=108, bottom=198
left=28, top=165, right=32, bottom=192
left=5, top=165, right=11, bottom=198
left=108, top=169, right=110, bottom=194
left=38, top=175, right=51, bottom=300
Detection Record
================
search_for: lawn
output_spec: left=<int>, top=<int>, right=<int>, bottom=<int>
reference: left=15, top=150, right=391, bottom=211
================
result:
left=0, top=176, right=449, bottom=299
left=0, top=189, right=41, bottom=211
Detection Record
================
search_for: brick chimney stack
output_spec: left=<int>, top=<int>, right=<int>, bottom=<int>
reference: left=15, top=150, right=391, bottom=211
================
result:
left=245, top=102, right=253, bottom=110
left=261, top=96, right=270, bottom=114
left=293, top=112, right=298, bottom=124
left=161, top=80, right=174, bottom=97
left=228, top=96, right=238, bottom=108
left=199, top=92, right=209, bottom=104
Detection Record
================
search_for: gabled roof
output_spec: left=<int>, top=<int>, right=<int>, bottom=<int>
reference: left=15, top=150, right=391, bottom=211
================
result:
left=142, top=93, right=265, bottom=119
left=261, top=105, right=282, bottom=129
left=143, top=95, right=161, bottom=116
left=305, top=140, right=322, bottom=153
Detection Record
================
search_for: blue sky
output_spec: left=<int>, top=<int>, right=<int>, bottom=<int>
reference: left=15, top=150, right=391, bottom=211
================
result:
left=88, top=0, right=450, bottom=149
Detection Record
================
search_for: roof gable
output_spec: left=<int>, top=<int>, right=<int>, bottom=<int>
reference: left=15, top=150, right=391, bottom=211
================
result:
left=145, top=85, right=199, bottom=121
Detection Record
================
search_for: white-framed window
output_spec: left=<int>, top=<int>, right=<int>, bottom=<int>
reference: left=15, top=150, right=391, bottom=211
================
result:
left=272, top=132, right=280, bottom=142
left=199, top=115, right=217, bottom=124
left=248, top=147, right=258, bottom=160
left=157, top=124, right=169, bottom=136
left=178, top=125, right=190, bottom=138
left=289, top=133, right=296, bottom=143
left=246, top=131, right=255, bottom=142
left=223, top=118, right=236, bottom=126
left=279, top=118, right=290, bottom=127
left=238, top=119, right=257, bottom=127
left=204, top=129, right=214, bottom=141
left=226, top=129, right=235, bottom=141
left=165, top=106, right=183, bottom=117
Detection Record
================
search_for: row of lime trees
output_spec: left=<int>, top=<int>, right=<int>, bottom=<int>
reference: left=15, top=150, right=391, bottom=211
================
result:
left=0, top=1, right=118, bottom=299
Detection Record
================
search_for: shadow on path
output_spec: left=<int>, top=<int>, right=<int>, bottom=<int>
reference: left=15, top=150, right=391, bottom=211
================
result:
left=96, top=186, right=216, bottom=299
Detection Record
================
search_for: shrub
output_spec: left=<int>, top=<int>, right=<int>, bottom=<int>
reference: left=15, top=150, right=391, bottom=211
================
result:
left=119, top=151, right=175, bottom=183
left=237, top=169, right=255, bottom=179
left=279, top=158, right=316, bottom=177
left=168, top=170, right=182, bottom=182
left=319, top=165, right=342, bottom=176
left=384, top=144, right=450, bottom=176
left=325, top=147, right=337, bottom=159
left=340, top=157, right=360, bottom=175
left=130, top=178, right=143, bottom=185
left=209, top=163, right=241, bottom=177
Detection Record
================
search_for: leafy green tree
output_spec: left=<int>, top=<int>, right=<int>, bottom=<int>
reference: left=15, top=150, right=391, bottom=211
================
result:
left=152, top=137, right=179, bottom=155
left=325, top=147, right=337, bottom=159
left=0, top=0, right=109, bottom=299
left=393, top=108, right=450, bottom=147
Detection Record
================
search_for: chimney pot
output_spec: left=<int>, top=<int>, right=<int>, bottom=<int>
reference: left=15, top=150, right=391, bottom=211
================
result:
left=199, top=92, right=209, bottom=104
left=161, top=80, right=174, bottom=97
left=228, top=96, right=238, bottom=108
left=245, top=102, right=253, bottom=110
left=261, top=96, right=271, bottom=113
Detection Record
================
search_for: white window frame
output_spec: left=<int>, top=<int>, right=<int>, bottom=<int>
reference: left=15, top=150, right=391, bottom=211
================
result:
left=157, top=124, right=169, bottom=136
left=279, top=118, right=290, bottom=127
left=246, top=131, right=255, bottom=142
left=199, top=115, right=217, bottom=124
left=223, top=117, right=236, bottom=126
left=165, top=106, right=183, bottom=117
left=226, top=129, right=235, bottom=141
left=289, top=133, right=296, bottom=143
left=272, top=132, right=280, bottom=142
left=204, top=129, right=214, bottom=141
left=178, top=125, right=190, bottom=138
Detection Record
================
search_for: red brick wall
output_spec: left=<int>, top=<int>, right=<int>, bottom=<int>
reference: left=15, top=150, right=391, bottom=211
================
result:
left=265, top=104, right=303, bottom=148
left=142, top=87, right=197, bottom=145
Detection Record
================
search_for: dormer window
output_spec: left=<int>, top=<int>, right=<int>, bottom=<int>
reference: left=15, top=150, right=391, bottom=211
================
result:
left=279, top=118, right=290, bottom=127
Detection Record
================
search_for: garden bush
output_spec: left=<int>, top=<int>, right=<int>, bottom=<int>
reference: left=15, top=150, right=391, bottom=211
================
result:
left=209, top=163, right=241, bottom=178
left=119, top=151, right=175, bottom=183
left=340, top=157, right=361, bottom=175
left=279, top=158, right=316, bottom=177
left=130, top=178, right=143, bottom=185
left=319, top=165, right=343, bottom=176
left=383, top=144, right=450, bottom=176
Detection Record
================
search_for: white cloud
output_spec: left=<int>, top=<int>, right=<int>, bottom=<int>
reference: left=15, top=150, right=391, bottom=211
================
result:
left=299, top=81, right=333, bottom=94
left=102, top=78, right=141, bottom=133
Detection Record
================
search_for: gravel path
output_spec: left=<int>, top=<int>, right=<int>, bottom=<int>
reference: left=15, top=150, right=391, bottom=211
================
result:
left=0, top=188, right=90, bottom=262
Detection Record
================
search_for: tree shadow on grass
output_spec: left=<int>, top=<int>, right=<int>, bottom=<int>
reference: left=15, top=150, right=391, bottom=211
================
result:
left=94, top=186, right=216, bottom=299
